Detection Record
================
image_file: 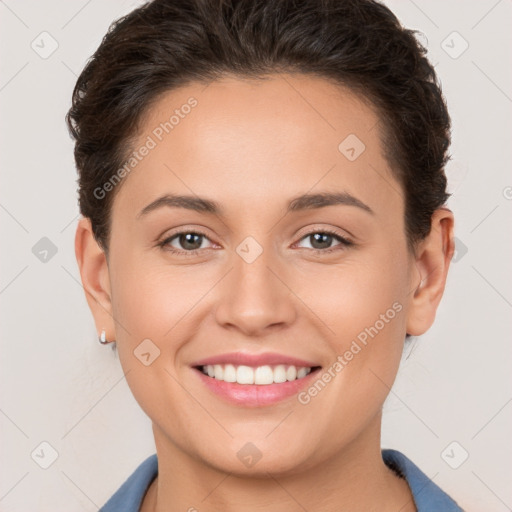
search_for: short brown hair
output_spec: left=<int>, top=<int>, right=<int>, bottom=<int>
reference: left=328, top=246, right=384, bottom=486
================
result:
left=66, top=0, right=451, bottom=254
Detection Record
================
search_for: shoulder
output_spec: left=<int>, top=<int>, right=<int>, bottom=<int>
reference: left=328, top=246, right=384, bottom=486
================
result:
left=99, top=454, right=158, bottom=512
left=382, top=448, right=465, bottom=511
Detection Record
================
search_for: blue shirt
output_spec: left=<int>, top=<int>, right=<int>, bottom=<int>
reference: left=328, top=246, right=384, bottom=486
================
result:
left=99, top=448, right=464, bottom=511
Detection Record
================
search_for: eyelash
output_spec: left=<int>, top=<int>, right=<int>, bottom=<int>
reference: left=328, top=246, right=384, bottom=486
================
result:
left=157, top=228, right=353, bottom=257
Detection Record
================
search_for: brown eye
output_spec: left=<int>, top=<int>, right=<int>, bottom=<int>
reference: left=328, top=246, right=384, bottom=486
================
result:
left=159, top=231, right=213, bottom=255
left=175, top=233, right=205, bottom=251
left=296, top=230, right=353, bottom=253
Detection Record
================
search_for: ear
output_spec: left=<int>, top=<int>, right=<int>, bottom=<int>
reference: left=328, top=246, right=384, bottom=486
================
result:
left=406, top=208, right=455, bottom=336
left=75, top=217, right=116, bottom=341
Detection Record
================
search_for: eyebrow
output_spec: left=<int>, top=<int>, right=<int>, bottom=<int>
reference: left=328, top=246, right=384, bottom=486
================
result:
left=137, top=191, right=374, bottom=219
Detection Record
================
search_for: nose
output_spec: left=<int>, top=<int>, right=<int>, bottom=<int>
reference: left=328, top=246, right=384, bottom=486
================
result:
left=214, top=245, right=296, bottom=337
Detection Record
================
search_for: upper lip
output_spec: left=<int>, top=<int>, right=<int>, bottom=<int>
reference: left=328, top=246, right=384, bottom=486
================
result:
left=192, top=352, right=321, bottom=368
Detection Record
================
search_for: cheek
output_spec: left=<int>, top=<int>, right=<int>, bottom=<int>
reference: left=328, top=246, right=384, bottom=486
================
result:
left=110, top=256, right=199, bottom=341
left=312, top=247, right=410, bottom=390
left=294, top=256, right=409, bottom=445
left=302, top=247, right=409, bottom=342
left=107, top=259, right=199, bottom=427
left=108, top=255, right=218, bottom=401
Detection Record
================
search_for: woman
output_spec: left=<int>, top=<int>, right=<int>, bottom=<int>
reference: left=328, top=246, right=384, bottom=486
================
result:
left=68, top=0, right=464, bottom=510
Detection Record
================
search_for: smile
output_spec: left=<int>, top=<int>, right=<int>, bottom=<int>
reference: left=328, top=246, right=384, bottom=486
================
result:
left=200, top=364, right=314, bottom=385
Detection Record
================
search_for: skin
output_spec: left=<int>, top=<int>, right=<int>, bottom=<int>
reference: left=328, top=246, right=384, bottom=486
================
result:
left=75, top=73, right=454, bottom=512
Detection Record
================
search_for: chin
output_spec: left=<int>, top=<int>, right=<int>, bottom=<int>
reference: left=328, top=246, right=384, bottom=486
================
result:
left=197, top=439, right=317, bottom=478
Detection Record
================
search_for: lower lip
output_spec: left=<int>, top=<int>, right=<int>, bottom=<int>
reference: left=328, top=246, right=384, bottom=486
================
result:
left=193, top=367, right=321, bottom=407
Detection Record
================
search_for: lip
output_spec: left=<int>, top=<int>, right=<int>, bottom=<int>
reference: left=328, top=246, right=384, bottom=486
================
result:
left=193, top=366, right=322, bottom=407
left=191, top=351, right=320, bottom=368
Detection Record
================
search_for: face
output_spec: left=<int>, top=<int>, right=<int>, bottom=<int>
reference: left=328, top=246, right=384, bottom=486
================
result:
left=86, top=74, right=423, bottom=475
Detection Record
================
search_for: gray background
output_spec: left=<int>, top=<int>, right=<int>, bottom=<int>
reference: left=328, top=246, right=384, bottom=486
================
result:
left=1, top=0, right=511, bottom=510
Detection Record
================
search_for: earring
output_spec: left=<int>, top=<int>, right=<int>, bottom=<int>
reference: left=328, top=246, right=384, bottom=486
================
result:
left=99, top=329, right=114, bottom=345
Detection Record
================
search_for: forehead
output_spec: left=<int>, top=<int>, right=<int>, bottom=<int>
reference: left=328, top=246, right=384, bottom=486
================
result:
left=113, top=73, right=402, bottom=221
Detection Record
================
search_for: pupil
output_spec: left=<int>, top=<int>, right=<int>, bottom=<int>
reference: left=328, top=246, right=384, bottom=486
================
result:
left=181, top=233, right=201, bottom=250
left=312, top=233, right=331, bottom=249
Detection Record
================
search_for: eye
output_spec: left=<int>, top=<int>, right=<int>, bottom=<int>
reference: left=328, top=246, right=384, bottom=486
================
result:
left=295, top=229, right=353, bottom=253
left=158, top=230, right=215, bottom=256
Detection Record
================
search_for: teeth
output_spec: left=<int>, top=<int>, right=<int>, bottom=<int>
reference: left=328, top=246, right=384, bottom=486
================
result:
left=202, top=364, right=313, bottom=384
left=286, top=365, right=297, bottom=381
left=214, top=364, right=223, bottom=380
left=223, top=364, right=237, bottom=382
left=273, top=364, right=287, bottom=383
left=297, top=367, right=309, bottom=379
left=255, top=365, right=273, bottom=384
left=237, top=365, right=254, bottom=384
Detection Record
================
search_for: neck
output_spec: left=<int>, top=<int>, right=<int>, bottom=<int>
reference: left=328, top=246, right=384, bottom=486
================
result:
left=142, top=412, right=416, bottom=512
